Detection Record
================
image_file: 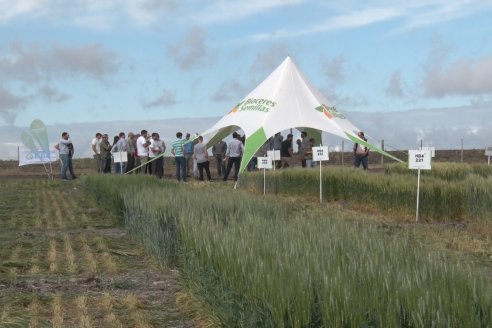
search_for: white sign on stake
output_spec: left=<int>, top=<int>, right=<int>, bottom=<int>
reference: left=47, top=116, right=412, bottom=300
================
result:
left=409, top=149, right=432, bottom=223
left=257, top=156, right=272, bottom=169
left=486, top=146, right=492, bottom=166
left=266, top=150, right=281, bottom=161
left=113, top=151, right=128, bottom=163
left=408, top=150, right=431, bottom=170
left=257, top=156, right=272, bottom=195
left=312, top=146, right=329, bottom=161
left=312, top=146, right=329, bottom=203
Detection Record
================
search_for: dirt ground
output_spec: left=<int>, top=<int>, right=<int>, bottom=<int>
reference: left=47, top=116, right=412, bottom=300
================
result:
left=0, top=178, right=195, bottom=327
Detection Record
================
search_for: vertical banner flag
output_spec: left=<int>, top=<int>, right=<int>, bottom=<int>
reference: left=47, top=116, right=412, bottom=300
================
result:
left=19, top=119, right=56, bottom=167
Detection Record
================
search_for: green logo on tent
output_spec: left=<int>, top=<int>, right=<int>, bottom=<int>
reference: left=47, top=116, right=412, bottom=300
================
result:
left=229, top=98, right=276, bottom=114
left=314, top=104, right=345, bottom=119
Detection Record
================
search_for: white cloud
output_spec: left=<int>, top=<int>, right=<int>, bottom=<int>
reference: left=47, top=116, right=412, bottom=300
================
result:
left=0, top=42, right=119, bottom=125
left=124, top=0, right=177, bottom=25
left=195, top=0, right=306, bottom=24
left=321, top=55, right=345, bottom=84
left=424, top=53, right=492, bottom=97
left=210, top=80, right=251, bottom=103
left=0, top=42, right=120, bottom=83
left=142, top=88, right=176, bottom=109
left=167, top=27, right=212, bottom=70
left=0, top=0, right=177, bottom=27
left=245, top=0, right=492, bottom=41
left=403, top=0, right=492, bottom=30
left=0, top=85, right=30, bottom=125
left=250, top=44, right=288, bottom=74
left=385, top=71, right=405, bottom=98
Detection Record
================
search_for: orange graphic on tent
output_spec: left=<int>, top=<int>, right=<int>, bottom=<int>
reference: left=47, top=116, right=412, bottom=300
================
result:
left=315, top=104, right=333, bottom=119
left=229, top=101, right=244, bottom=114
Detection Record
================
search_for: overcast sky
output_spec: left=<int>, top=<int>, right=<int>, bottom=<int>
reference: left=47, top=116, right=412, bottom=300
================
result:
left=1, top=0, right=492, bottom=135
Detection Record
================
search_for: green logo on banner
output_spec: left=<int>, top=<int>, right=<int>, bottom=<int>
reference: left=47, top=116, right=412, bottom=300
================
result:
left=229, top=98, right=277, bottom=114
left=314, top=104, right=345, bottom=119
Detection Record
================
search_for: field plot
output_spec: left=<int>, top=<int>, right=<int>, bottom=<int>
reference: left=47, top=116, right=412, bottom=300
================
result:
left=0, top=179, right=193, bottom=327
left=85, top=175, right=492, bottom=327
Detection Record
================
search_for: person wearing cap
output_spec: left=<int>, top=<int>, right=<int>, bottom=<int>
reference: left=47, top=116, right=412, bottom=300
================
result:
left=100, top=134, right=112, bottom=173
left=353, top=131, right=369, bottom=170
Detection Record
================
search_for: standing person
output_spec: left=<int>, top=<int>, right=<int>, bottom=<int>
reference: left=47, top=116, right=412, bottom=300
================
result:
left=305, top=138, right=314, bottom=168
left=273, top=132, right=283, bottom=169
left=100, top=134, right=112, bottom=173
left=150, top=133, right=166, bottom=179
left=54, top=132, right=76, bottom=180
left=112, top=132, right=128, bottom=174
left=223, top=132, right=244, bottom=181
left=280, top=134, right=294, bottom=168
left=300, top=131, right=310, bottom=168
left=273, top=133, right=283, bottom=151
left=125, top=132, right=136, bottom=173
left=91, top=133, right=102, bottom=173
left=171, top=132, right=187, bottom=182
left=354, top=131, right=369, bottom=170
left=194, top=136, right=211, bottom=181
left=212, top=139, right=227, bottom=177
left=136, top=130, right=150, bottom=174
left=183, top=133, right=194, bottom=177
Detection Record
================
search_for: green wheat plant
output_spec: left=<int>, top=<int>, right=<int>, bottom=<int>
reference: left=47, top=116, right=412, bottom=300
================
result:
left=82, top=175, right=492, bottom=327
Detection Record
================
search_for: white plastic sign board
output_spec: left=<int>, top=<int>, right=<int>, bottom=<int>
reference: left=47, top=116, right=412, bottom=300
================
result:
left=408, top=150, right=431, bottom=170
left=257, top=157, right=272, bottom=169
left=267, top=150, right=281, bottom=161
left=312, top=146, right=329, bottom=161
left=18, top=147, right=58, bottom=166
left=421, top=146, right=435, bottom=157
left=485, top=146, right=492, bottom=156
left=113, top=151, right=128, bottom=163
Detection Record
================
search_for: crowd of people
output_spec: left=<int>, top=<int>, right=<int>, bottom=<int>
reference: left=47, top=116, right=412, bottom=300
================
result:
left=54, top=129, right=369, bottom=181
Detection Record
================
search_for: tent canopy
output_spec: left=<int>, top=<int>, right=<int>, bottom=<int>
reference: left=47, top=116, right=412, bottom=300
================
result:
left=203, top=56, right=402, bottom=173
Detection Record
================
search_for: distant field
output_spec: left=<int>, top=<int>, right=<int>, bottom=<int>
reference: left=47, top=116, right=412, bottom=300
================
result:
left=1, top=148, right=489, bottom=180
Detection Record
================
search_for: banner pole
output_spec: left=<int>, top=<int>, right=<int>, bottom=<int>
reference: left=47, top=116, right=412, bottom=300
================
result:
left=416, top=168, right=421, bottom=223
left=488, top=155, right=490, bottom=166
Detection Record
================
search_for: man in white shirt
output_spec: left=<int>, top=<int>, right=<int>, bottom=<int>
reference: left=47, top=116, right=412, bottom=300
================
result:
left=136, top=129, right=150, bottom=174
left=223, top=132, right=244, bottom=181
left=149, top=132, right=166, bottom=178
left=91, top=133, right=102, bottom=172
left=55, top=132, right=76, bottom=180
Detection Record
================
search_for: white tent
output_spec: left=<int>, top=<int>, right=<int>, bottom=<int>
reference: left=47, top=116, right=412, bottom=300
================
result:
left=203, top=56, right=402, bottom=173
